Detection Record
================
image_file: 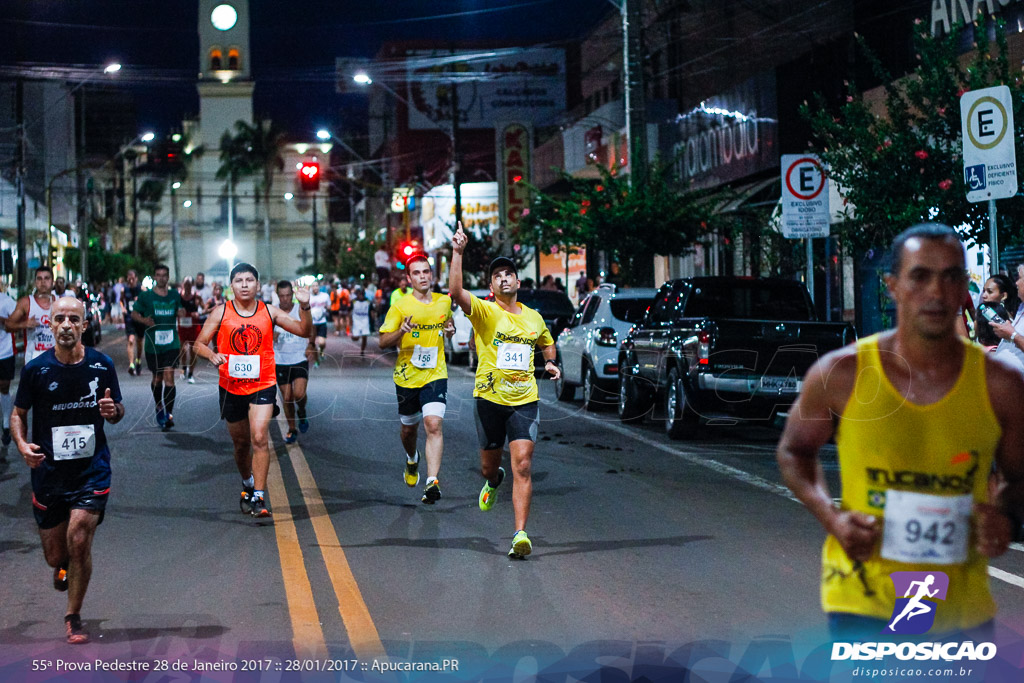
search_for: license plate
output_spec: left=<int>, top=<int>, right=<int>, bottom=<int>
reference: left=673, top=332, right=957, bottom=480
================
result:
left=760, top=376, right=799, bottom=391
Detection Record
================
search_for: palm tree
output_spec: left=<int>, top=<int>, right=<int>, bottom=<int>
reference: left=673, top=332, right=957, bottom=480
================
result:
left=168, top=135, right=203, bottom=280
left=217, top=118, right=286, bottom=275
left=215, top=127, right=251, bottom=267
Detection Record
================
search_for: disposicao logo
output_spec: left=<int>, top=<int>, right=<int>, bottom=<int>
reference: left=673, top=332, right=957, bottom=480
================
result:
left=884, top=571, right=948, bottom=635
left=831, top=570, right=997, bottom=663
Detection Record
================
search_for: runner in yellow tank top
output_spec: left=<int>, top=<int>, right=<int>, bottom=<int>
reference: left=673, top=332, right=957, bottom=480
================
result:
left=777, top=223, right=1024, bottom=640
left=378, top=253, right=455, bottom=505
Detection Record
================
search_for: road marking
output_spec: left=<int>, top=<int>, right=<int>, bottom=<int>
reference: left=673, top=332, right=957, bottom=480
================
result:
left=990, top=566, right=1024, bottom=589
left=266, top=447, right=328, bottom=658
left=543, top=400, right=1024, bottom=590
left=543, top=400, right=800, bottom=502
left=276, top=415, right=386, bottom=659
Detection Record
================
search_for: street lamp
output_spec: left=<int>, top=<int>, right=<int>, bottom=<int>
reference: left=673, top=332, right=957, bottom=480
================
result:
left=352, top=71, right=464, bottom=242
left=218, top=238, right=238, bottom=273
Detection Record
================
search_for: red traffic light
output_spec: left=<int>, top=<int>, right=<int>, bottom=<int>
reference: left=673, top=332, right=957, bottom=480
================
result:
left=299, top=161, right=320, bottom=191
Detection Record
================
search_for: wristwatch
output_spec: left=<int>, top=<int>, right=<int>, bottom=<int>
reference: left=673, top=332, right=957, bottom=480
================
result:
left=1012, top=331, right=1019, bottom=344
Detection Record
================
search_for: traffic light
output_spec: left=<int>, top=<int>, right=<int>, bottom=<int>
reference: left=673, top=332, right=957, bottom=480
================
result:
left=394, top=240, right=420, bottom=269
left=299, top=161, right=320, bottom=192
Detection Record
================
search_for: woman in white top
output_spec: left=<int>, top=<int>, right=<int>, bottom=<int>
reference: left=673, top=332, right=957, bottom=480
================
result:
left=991, top=264, right=1024, bottom=376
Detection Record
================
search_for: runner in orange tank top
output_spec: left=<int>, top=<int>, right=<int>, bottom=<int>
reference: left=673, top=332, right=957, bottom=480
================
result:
left=194, top=263, right=311, bottom=520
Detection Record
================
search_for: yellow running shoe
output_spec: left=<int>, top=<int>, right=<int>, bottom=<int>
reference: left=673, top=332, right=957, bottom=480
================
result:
left=478, top=466, right=505, bottom=511
left=404, top=453, right=420, bottom=487
left=508, top=530, right=532, bottom=559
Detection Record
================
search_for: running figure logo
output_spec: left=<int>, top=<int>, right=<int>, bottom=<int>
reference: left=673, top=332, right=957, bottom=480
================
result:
left=884, top=571, right=949, bottom=635
left=80, top=377, right=100, bottom=403
left=230, top=324, right=263, bottom=354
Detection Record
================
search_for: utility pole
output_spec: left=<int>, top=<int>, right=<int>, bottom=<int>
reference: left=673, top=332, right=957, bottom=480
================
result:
left=312, top=191, right=319, bottom=272
left=15, top=81, right=28, bottom=290
left=623, top=0, right=648, bottom=187
left=451, top=80, right=462, bottom=227
left=171, top=183, right=180, bottom=279
left=130, top=153, right=140, bottom=258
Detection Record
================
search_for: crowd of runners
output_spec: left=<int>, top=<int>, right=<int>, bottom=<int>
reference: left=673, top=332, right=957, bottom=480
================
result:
left=8, top=221, right=1024, bottom=654
left=5, top=222, right=563, bottom=644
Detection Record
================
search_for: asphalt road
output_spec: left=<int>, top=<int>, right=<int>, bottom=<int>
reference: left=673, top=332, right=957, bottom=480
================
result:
left=2, top=326, right=1024, bottom=682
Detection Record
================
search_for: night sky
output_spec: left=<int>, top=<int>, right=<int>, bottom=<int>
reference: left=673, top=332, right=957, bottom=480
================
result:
left=1, top=0, right=609, bottom=137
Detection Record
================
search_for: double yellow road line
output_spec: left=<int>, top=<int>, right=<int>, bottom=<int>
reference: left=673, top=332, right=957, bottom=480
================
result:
left=266, top=416, right=385, bottom=659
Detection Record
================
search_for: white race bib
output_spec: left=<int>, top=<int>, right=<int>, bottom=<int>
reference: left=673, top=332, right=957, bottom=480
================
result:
left=228, top=354, right=261, bottom=379
left=52, top=425, right=96, bottom=461
left=154, top=330, right=174, bottom=345
left=496, top=342, right=531, bottom=371
left=881, top=490, right=972, bottom=565
left=411, top=345, right=438, bottom=369
left=178, top=317, right=193, bottom=328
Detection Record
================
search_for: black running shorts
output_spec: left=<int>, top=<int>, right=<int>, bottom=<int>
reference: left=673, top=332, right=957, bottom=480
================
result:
left=0, top=355, right=14, bottom=381
left=276, top=361, right=309, bottom=386
left=474, top=398, right=539, bottom=450
left=219, top=386, right=279, bottom=423
left=145, top=349, right=180, bottom=374
left=395, top=379, right=448, bottom=416
left=32, top=482, right=109, bottom=529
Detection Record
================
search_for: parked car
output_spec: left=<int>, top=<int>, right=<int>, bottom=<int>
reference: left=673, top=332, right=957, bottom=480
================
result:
left=81, top=289, right=103, bottom=347
left=554, top=284, right=657, bottom=410
left=455, top=287, right=574, bottom=370
left=618, top=276, right=856, bottom=438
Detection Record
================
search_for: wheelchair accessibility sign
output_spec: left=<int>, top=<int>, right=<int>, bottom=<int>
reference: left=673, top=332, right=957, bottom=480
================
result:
left=961, top=85, right=1017, bottom=202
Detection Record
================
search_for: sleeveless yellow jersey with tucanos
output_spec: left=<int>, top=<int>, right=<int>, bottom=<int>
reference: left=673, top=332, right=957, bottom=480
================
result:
left=824, top=334, right=1001, bottom=632
left=379, top=292, right=452, bottom=388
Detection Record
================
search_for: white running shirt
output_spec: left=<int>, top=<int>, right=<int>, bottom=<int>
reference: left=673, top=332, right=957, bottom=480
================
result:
left=26, top=294, right=55, bottom=362
left=274, top=305, right=309, bottom=366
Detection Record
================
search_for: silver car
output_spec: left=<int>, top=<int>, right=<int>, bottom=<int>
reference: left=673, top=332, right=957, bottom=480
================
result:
left=555, top=285, right=657, bottom=410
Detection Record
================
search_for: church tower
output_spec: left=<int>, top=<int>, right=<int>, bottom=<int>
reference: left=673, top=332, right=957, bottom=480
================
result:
left=196, top=0, right=254, bottom=150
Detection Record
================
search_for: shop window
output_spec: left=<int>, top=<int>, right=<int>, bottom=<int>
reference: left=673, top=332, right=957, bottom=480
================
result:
left=209, top=48, right=223, bottom=71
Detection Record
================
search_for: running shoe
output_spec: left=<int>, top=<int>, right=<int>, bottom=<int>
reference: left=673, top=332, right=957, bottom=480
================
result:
left=127, top=364, right=136, bottom=377
left=53, top=564, right=68, bottom=592
left=161, top=415, right=174, bottom=432
left=422, top=480, right=441, bottom=504
left=508, top=530, right=532, bottom=559
left=64, top=613, right=89, bottom=645
left=156, top=410, right=167, bottom=428
left=404, top=454, right=420, bottom=487
left=478, top=466, right=505, bottom=511
left=1, top=427, right=10, bottom=446
left=240, top=485, right=255, bottom=514
left=187, top=375, right=195, bottom=384
left=134, top=360, right=142, bottom=375
left=284, top=430, right=298, bottom=444
left=251, top=493, right=272, bottom=518
left=298, top=406, right=309, bottom=432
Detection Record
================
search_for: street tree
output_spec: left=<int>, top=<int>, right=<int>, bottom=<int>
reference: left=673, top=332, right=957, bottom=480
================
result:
left=519, top=160, right=717, bottom=285
left=231, top=119, right=286, bottom=275
left=803, top=16, right=1024, bottom=255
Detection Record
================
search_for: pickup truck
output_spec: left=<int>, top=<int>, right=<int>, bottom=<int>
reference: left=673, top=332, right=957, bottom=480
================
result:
left=617, top=276, right=856, bottom=438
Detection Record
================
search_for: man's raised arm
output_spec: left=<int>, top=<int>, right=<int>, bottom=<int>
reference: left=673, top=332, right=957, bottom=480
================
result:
left=448, top=222, right=472, bottom=315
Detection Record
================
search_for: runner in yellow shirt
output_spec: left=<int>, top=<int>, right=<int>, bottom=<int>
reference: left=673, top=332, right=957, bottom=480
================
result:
left=777, top=223, right=1024, bottom=641
left=379, top=253, right=455, bottom=504
left=449, top=223, right=560, bottom=559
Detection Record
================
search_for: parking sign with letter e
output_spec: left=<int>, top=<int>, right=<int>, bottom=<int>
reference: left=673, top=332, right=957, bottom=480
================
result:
left=961, top=86, right=1018, bottom=202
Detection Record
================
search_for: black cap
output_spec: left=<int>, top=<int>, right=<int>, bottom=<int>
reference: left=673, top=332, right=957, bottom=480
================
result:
left=488, top=256, right=518, bottom=279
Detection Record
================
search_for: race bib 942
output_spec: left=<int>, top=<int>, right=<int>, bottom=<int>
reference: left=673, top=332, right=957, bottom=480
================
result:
left=881, top=490, right=972, bottom=565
